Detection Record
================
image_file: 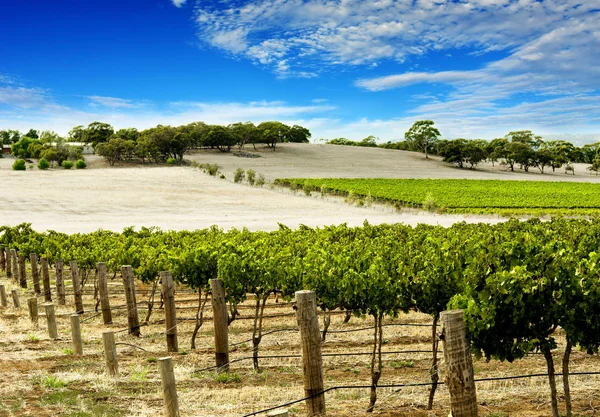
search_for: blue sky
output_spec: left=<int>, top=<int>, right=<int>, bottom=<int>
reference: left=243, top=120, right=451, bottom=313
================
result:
left=0, top=0, right=598, bottom=143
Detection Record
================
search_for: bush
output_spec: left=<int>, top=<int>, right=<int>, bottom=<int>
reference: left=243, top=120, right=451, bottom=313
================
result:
left=61, top=160, right=73, bottom=169
left=38, top=158, right=50, bottom=170
left=166, top=158, right=177, bottom=165
left=75, top=159, right=86, bottom=169
left=12, top=159, right=26, bottom=171
left=256, top=174, right=266, bottom=187
left=246, top=169, right=256, bottom=185
left=234, top=168, right=245, bottom=183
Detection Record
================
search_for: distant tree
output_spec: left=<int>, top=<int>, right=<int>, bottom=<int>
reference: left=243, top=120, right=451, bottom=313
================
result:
left=68, top=125, right=86, bottom=142
left=486, top=138, right=507, bottom=167
left=507, top=141, right=536, bottom=172
left=10, top=136, right=39, bottom=158
left=25, top=129, right=39, bottom=139
left=404, top=120, right=441, bottom=159
left=229, top=122, right=259, bottom=150
left=257, top=121, right=290, bottom=150
left=0, top=129, right=21, bottom=144
left=205, top=125, right=237, bottom=152
left=114, top=127, right=139, bottom=142
left=287, top=125, right=311, bottom=143
left=40, top=148, right=59, bottom=167
left=84, top=121, right=114, bottom=146
left=39, top=130, right=63, bottom=146
left=357, top=135, right=378, bottom=147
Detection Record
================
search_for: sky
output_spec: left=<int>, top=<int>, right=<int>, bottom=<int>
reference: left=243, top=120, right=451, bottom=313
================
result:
left=0, top=0, right=598, bottom=143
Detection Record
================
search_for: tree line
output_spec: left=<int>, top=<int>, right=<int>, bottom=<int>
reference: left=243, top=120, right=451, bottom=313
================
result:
left=326, top=120, right=600, bottom=174
left=2, top=219, right=600, bottom=416
left=1, top=121, right=311, bottom=166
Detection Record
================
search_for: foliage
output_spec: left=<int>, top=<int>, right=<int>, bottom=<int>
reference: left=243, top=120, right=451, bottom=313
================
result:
left=404, top=120, right=441, bottom=159
left=246, top=169, right=256, bottom=185
left=233, top=168, right=245, bottom=183
left=37, top=158, right=50, bottom=170
left=10, top=136, right=40, bottom=158
left=75, top=159, right=86, bottom=169
left=166, top=157, right=177, bottom=165
left=61, top=160, right=74, bottom=169
left=326, top=136, right=379, bottom=147
left=12, top=159, right=26, bottom=170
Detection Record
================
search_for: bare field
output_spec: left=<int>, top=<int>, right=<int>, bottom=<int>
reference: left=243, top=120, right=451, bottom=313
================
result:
left=1, top=273, right=598, bottom=417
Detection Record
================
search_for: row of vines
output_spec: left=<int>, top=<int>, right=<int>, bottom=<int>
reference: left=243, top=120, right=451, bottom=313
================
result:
left=2, top=219, right=600, bottom=416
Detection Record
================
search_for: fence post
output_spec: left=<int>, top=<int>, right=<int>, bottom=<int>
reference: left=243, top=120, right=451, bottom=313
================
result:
left=28, top=297, right=39, bottom=325
left=210, top=278, right=229, bottom=371
left=5, top=248, right=12, bottom=279
left=71, top=261, right=84, bottom=314
left=44, top=303, right=58, bottom=340
left=440, top=310, right=478, bottom=417
left=11, top=249, right=18, bottom=283
left=30, top=253, right=41, bottom=295
left=160, top=271, right=178, bottom=353
left=158, top=356, right=180, bottom=417
left=56, top=259, right=66, bottom=305
left=18, top=253, right=27, bottom=289
left=41, top=257, right=52, bottom=302
left=0, top=245, right=5, bottom=272
left=0, top=285, right=7, bottom=307
left=71, top=314, right=83, bottom=355
left=295, top=290, right=326, bottom=416
left=121, top=266, right=140, bottom=336
left=11, top=289, right=20, bottom=308
left=97, top=262, right=112, bottom=325
left=102, top=331, right=119, bottom=376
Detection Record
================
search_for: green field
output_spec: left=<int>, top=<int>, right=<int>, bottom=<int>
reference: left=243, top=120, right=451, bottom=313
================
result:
left=274, top=178, right=600, bottom=215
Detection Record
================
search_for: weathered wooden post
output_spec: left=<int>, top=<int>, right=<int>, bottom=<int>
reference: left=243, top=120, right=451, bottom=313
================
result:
left=0, top=285, right=7, bottom=307
left=70, top=314, right=83, bottom=355
left=30, top=253, right=41, bottom=295
left=158, top=356, right=180, bottom=417
left=160, top=271, right=178, bottom=353
left=18, top=253, right=27, bottom=288
left=5, top=248, right=12, bottom=279
left=440, top=310, right=478, bottom=417
left=102, top=331, right=119, bottom=376
left=97, top=263, right=112, bottom=325
left=210, top=278, right=229, bottom=371
left=44, top=303, right=58, bottom=340
left=11, top=289, right=20, bottom=308
left=10, top=249, right=18, bottom=283
left=40, top=257, right=52, bottom=302
left=0, top=246, right=5, bottom=272
left=295, top=290, right=326, bottom=416
left=56, top=259, right=66, bottom=305
left=70, top=261, right=84, bottom=314
left=121, top=266, right=140, bottom=336
left=28, top=297, right=39, bottom=325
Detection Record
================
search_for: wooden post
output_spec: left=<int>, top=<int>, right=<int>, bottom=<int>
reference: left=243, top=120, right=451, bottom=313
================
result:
left=28, top=297, right=38, bottom=325
left=70, top=261, right=84, bottom=314
left=158, top=356, right=180, bottom=417
left=210, top=278, right=229, bottom=370
left=11, top=289, right=20, bottom=308
left=97, top=263, right=112, bottom=325
left=56, top=259, right=66, bottom=305
left=10, top=249, right=18, bottom=283
left=160, top=271, right=178, bottom=353
left=295, top=290, right=326, bottom=416
left=102, top=331, right=119, bottom=376
left=30, top=253, right=41, bottom=295
left=5, top=248, right=12, bottom=279
left=121, top=266, right=140, bottom=336
left=18, top=253, right=27, bottom=289
left=0, top=285, right=7, bottom=307
left=70, top=314, right=83, bottom=355
left=0, top=246, right=5, bottom=272
left=440, top=310, right=478, bottom=417
left=267, top=410, right=290, bottom=417
left=44, top=303, right=58, bottom=340
left=41, top=257, right=52, bottom=302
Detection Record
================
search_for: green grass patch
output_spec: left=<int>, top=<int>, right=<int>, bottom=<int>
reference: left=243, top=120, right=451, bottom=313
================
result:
left=275, top=178, right=600, bottom=215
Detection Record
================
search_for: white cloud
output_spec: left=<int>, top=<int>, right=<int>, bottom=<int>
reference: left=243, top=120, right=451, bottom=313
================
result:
left=172, top=0, right=186, bottom=8
left=87, top=96, right=143, bottom=109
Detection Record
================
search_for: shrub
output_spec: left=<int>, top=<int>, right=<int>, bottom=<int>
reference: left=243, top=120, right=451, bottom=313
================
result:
left=246, top=169, right=256, bottom=185
left=234, top=168, right=245, bottom=183
left=166, top=158, right=177, bottom=165
left=422, top=193, right=437, bottom=211
left=12, top=159, right=26, bottom=170
left=75, top=159, right=86, bottom=169
left=37, top=158, right=50, bottom=170
left=61, top=160, right=73, bottom=169
left=256, top=174, right=266, bottom=187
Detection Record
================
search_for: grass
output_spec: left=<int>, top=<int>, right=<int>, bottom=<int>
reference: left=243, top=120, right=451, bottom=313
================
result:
left=43, top=375, right=68, bottom=388
left=275, top=178, right=600, bottom=215
left=215, top=372, right=241, bottom=384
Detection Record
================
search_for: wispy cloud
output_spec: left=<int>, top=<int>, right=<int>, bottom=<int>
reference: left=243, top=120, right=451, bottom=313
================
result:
left=87, top=96, right=144, bottom=109
left=171, top=0, right=186, bottom=8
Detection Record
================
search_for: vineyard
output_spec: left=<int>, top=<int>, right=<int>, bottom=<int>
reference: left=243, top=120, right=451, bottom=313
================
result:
left=2, top=220, right=600, bottom=416
left=274, top=178, right=600, bottom=215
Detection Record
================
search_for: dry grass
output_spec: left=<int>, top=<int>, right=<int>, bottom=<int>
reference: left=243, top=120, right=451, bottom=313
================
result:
left=1, top=270, right=600, bottom=417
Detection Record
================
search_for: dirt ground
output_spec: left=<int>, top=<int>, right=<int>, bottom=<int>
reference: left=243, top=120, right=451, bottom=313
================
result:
left=4, top=143, right=599, bottom=233
left=1, top=271, right=598, bottom=417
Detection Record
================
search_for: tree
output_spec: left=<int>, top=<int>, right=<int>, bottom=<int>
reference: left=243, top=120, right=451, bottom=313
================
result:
left=10, top=136, right=39, bottom=158
left=205, top=125, right=237, bottom=152
left=404, top=120, right=441, bottom=159
left=229, top=122, right=259, bottom=150
left=0, top=129, right=21, bottom=144
left=287, top=125, right=311, bottom=143
left=68, top=125, right=86, bottom=142
left=84, top=121, right=114, bottom=146
left=25, top=129, right=39, bottom=139
left=257, top=121, right=290, bottom=150
left=39, top=131, right=63, bottom=146
left=114, top=127, right=139, bottom=142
